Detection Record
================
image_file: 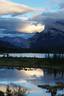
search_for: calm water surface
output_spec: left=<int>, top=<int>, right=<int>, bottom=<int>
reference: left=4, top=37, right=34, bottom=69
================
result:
left=0, top=68, right=64, bottom=96
left=0, top=53, right=55, bottom=58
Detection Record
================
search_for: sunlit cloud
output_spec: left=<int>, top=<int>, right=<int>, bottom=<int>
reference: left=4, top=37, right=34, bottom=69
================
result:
left=0, top=17, right=45, bottom=33
left=18, top=23, right=45, bottom=33
left=21, top=68, right=44, bottom=77
left=0, top=0, right=46, bottom=33
left=0, top=0, right=35, bottom=15
left=0, top=0, right=45, bottom=16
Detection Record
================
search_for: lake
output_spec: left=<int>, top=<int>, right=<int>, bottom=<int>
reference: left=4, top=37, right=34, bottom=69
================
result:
left=0, top=68, right=64, bottom=96
left=0, top=53, right=64, bottom=58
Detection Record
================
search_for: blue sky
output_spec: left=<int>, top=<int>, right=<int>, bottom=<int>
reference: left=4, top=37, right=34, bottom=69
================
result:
left=12, top=0, right=59, bottom=11
left=10, top=0, right=60, bottom=18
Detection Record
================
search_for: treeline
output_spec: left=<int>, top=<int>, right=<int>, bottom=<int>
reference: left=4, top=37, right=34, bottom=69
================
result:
left=0, top=47, right=64, bottom=53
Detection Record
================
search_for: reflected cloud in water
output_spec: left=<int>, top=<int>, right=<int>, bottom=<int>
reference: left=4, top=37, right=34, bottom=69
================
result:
left=0, top=68, right=64, bottom=85
left=0, top=68, right=44, bottom=83
left=21, top=68, right=44, bottom=77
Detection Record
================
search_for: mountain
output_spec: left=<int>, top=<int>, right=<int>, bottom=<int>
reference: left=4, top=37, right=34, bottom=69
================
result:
left=0, top=13, right=64, bottom=53
left=30, top=19, right=64, bottom=52
left=0, top=30, right=35, bottom=52
left=0, top=19, right=64, bottom=53
left=0, top=36, right=30, bottom=49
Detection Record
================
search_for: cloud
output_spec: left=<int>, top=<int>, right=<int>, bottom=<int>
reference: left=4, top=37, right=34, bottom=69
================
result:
left=0, top=0, right=36, bottom=15
left=0, top=17, right=20, bottom=31
left=0, top=17, right=45, bottom=33
left=0, top=0, right=45, bottom=16
left=0, top=0, right=45, bottom=33
left=59, top=3, right=64, bottom=9
left=32, top=9, right=64, bottom=23
left=43, top=11, right=64, bottom=20
left=18, top=23, right=45, bottom=33
left=51, top=0, right=64, bottom=9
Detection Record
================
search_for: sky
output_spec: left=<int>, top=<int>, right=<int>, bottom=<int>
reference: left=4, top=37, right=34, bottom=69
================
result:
left=12, top=0, right=59, bottom=11
left=0, top=0, right=64, bottom=33
left=10, top=0, right=60, bottom=18
left=0, top=0, right=62, bottom=17
left=10, top=0, right=60, bottom=19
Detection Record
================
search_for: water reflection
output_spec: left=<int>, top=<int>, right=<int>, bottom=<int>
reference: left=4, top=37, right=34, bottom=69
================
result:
left=0, top=68, right=64, bottom=96
left=0, top=68, right=64, bottom=85
left=21, top=68, right=44, bottom=77
left=0, top=53, right=64, bottom=58
left=0, top=68, right=44, bottom=82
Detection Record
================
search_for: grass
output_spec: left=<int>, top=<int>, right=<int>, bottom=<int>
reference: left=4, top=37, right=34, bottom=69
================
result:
left=0, top=57, right=64, bottom=70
